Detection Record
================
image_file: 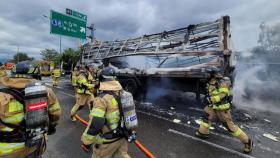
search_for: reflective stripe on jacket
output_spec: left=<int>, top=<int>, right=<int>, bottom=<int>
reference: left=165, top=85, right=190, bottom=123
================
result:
left=71, top=71, right=78, bottom=86
left=207, top=81, right=231, bottom=110
left=52, top=69, right=61, bottom=77
left=0, top=87, right=61, bottom=156
left=0, top=99, right=24, bottom=155
left=76, top=74, right=94, bottom=95
left=82, top=94, right=120, bottom=144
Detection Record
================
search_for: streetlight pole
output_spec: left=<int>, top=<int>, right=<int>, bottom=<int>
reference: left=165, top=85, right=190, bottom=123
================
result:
left=17, top=45, right=19, bottom=63
left=59, top=35, right=61, bottom=54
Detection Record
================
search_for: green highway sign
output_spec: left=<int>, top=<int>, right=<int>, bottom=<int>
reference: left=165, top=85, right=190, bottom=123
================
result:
left=66, top=8, right=87, bottom=21
left=50, top=10, right=86, bottom=39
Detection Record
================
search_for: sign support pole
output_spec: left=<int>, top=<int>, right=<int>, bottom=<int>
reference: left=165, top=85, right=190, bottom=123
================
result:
left=59, top=35, right=62, bottom=54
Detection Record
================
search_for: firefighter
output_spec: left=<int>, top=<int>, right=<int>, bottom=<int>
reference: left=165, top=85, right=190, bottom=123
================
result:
left=93, top=64, right=104, bottom=95
left=0, top=61, right=61, bottom=158
left=81, top=67, right=135, bottom=158
left=70, top=66, right=95, bottom=121
left=195, top=67, right=253, bottom=153
left=71, top=66, right=79, bottom=89
left=51, top=66, right=61, bottom=87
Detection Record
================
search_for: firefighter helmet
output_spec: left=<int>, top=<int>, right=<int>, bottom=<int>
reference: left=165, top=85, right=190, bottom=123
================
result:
left=12, top=61, right=41, bottom=80
left=207, top=66, right=223, bottom=78
left=99, top=67, right=117, bottom=82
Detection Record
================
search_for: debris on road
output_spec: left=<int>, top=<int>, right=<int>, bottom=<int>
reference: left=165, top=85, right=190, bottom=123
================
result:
left=242, top=124, right=259, bottom=129
left=170, top=107, right=175, bottom=110
left=188, top=107, right=204, bottom=112
left=263, top=133, right=279, bottom=142
left=219, top=125, right=228, bottom=131
left=187, top=121, right=191, bottom=125
left=173, top=119, right=181, bottom=123
left=168, top=112, right=174, bottom=116
left=264, top=119, right=272, bottom=123
left=195, top=119, right=201, bottom=125
left=243, top=113, right=252, bottom=120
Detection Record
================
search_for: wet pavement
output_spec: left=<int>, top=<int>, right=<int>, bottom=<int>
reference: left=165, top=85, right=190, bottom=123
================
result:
left=43, top=76, right=280, bottom=158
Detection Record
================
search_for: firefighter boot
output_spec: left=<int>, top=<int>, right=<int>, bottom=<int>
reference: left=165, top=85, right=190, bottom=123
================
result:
left=195, top=120, right=210, bottom=138
left=232, top=127, right=253, bottom=153
left=70, top=115, right=77, bottom=121
left=244, top=139, right=253, bottom=153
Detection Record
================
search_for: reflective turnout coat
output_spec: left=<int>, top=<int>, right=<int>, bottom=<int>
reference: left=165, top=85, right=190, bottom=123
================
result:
left=0, top=77, right=61, bottom=156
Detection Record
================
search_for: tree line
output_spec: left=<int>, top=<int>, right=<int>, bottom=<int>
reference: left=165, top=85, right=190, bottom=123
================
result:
left=11, top=47, right=82, bottom=70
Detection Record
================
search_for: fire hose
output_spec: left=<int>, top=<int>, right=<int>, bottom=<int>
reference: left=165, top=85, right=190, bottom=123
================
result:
left=75, top=114, right=156, bottom=158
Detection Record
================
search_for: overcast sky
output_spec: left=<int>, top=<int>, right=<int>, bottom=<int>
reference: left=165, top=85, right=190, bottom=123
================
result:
left=0, top=0, right=279, bottom=59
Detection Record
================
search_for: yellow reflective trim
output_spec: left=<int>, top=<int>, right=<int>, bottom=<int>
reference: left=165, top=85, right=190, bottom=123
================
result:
left=201, top=121, right=211, bottom=128
left=108, top=123, right=118, bottom=130
left=27, top=68, right=35, bottom=73
left=212, top=103, right=230, bottom=110
left=49, top=102, right=60, bottom=112
left=76, top=88, right=92, bottom=94
left=107, top=118, right=119, bottom=124
left=34, top=68, right=39, bottom=73
left=0, top=127, right=13, bottom=132
left=8, top=100, right=24, bottom=112
left=232, top=127, right=242, bottom=137
left=90, top=108, right=105, bottom=117
left=2, top=113, right=24, bottom=124
left=219, top=87, right=229, bottom=94
left=82, top=133, right=114, bottom=144
left=213, top=95, right=221, bottom=102
left=210, top=89, right=219, bottom=95
left=78, top=79, right=87, bottom=84
left=0, top=142, right=25, bottom=155
left=112, top=98, right=118, bottom=107
left=106, top=111, right=120, bottom=118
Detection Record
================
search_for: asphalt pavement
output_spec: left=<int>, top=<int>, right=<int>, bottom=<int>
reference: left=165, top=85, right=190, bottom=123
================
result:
left=43, top=76, right=280, bottom=158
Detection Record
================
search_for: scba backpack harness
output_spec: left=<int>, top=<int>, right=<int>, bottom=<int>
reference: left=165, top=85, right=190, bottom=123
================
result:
left=87, top=90, right=138, bottom=143
left=0, top=81, right=49, bottom=147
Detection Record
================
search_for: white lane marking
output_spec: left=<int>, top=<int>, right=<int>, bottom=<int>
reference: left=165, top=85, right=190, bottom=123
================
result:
left=45, top=83, right=75, bottom=97
left=137, top=110, right=238, bottom=142
left=137, top=110, right=280, bottom=155
left=45, top=83, right=63, bottom=89
left=56, top=90, right=75, bottom=98
left=168, top=129, right=256, bottom=158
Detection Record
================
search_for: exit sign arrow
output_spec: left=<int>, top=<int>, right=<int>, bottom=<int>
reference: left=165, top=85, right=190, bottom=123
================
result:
left=80, top=27, right=86, bottom=33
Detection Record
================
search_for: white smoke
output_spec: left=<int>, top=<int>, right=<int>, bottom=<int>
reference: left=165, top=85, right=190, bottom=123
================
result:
left=233, top=55, right=280, bottom=113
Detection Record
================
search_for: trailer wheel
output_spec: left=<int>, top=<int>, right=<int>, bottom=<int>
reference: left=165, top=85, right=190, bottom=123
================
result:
left=123, top=79, right=138, bottom=95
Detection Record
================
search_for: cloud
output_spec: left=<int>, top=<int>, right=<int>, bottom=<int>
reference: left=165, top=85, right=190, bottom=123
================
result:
left=0, top=0, right=279, bottom=59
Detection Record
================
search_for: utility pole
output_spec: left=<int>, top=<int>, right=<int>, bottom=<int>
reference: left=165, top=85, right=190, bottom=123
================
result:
left=59, top=35, right=62, bottom=54
left=17, top=45, right=19, bottom=63
left=87, top=23, right=95, bottom=43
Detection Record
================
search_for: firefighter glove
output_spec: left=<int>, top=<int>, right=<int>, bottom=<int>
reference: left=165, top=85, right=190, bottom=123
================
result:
left=204, top=96, right=212, bottom=105
left=81, top=143, right=91, bottom=152
left=47, top=125, right=56, bottom=135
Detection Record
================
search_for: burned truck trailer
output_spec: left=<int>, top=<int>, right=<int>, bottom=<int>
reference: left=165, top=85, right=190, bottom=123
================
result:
left=82, top=16, right=235, bottom=101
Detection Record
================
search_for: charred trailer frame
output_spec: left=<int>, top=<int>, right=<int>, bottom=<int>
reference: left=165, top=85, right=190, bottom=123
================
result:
left=82, top=16, right=234, bottom=103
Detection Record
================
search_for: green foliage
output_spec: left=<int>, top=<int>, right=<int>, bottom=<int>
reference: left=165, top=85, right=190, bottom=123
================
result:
left=13, top=53, right=33, bottom=63
left=40, top=47, right=81, bottom=70
left=61, top=48, right=81, bottom=70
left=40, top=49, right=59, bottom=61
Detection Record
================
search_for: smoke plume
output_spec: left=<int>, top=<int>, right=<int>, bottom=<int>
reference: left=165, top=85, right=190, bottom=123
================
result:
left=233, top=22, right=280, bottom=113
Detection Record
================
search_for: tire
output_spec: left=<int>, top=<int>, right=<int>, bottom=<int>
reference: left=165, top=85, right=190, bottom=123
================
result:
left=121, top=79, right=138, bottom=96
